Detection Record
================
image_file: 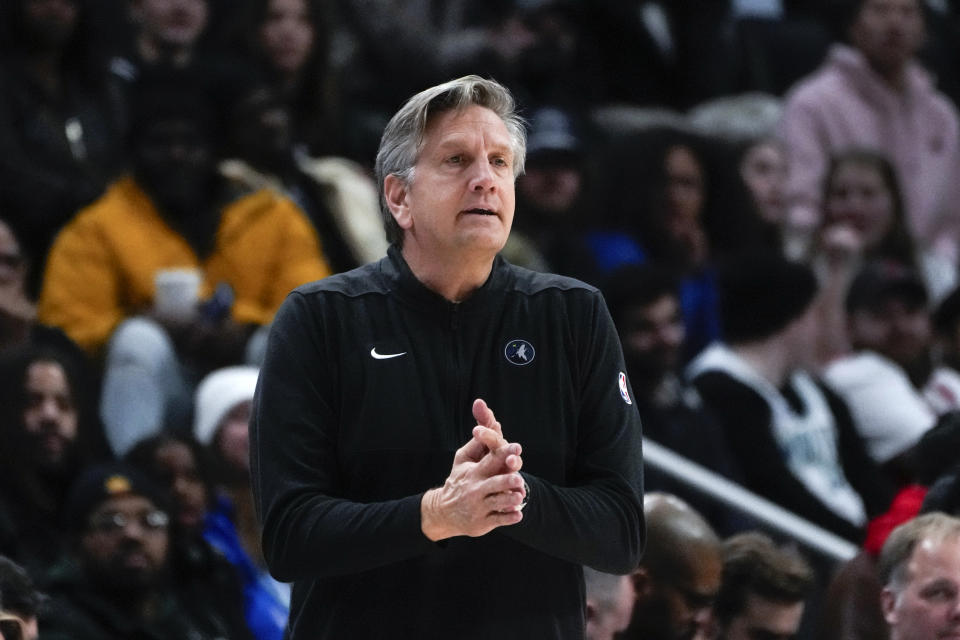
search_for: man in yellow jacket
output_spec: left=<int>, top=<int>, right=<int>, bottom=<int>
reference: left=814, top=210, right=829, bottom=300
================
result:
left=38, top=79, right=332, bottom=456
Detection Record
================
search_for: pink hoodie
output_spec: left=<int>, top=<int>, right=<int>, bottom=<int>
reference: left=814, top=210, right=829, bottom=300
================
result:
left=778, top=44, right=960, bottom=261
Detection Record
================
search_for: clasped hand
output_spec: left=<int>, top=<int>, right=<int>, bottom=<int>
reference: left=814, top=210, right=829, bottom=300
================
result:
left=421, top=398, right=527, bottom=541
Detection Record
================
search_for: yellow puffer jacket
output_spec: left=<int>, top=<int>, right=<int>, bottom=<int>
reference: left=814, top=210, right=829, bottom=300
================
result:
left=38, top=176, right=332, bottom=354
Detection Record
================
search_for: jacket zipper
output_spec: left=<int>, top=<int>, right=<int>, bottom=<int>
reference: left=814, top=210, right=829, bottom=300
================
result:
left=450, top=303, right=466, bottom=443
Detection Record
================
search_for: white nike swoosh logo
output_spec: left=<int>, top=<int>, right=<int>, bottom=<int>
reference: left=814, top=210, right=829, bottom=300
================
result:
left=370, top=347, right=407, bottom=360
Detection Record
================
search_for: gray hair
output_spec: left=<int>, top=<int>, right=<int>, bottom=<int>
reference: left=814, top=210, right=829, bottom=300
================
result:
left=374, top=75, right=527, bottom=247
left=879, top=512, right=960, bottom=590
left=583, top=566, right=630, bottom=612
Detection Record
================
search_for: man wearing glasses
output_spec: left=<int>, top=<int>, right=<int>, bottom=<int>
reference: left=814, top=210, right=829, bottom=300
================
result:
left=880, top=512, right=960, bottom=640
left=38, top=463, right=239, bottom=640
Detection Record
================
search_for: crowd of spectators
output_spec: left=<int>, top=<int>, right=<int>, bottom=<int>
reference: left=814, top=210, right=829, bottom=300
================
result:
left=4, top=0, right=960, bottom=638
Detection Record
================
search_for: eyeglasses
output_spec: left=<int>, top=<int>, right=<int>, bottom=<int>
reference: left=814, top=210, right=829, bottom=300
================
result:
left=87, top=510, right=169, bottom=534
left=0, top=613, right=27, bottom=640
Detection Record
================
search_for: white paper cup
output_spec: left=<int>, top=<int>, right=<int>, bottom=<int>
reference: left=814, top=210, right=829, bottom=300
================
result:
left=154, top=268, right=201, bottom=321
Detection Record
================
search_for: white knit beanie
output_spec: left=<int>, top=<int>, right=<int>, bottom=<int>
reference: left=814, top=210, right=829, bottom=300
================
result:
left=193, top=365, right=260, bottom=446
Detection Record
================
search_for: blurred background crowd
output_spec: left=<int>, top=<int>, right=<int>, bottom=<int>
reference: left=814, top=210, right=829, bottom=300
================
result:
left=4, top=0, right=960, bottom=638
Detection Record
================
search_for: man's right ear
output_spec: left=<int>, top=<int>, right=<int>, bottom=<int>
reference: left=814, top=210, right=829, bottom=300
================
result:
left=585, top=598, right=598, bottom=624
left=632, top=566, right=654, bottom=600
left=880, top=586, right=899, bottom=625
left=383, top=174, right=412, bottom=232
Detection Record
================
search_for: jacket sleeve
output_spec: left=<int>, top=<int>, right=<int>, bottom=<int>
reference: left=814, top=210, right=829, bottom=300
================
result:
left=778, top=90, right=830, bottom=237
left=249, top=292, right=436, bottom=582
left=499, top=292, right=645, bottom=574
left=36, top=215, right=125, bottom=354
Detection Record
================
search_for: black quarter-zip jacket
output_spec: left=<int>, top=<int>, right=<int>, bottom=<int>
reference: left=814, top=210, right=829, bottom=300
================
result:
left=250, top=245, right=644, bottom=639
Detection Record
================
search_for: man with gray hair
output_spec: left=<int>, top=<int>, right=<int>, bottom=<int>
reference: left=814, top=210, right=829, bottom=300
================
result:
left=584, top=567, right=635, bottom=640
left=879, top=512, right=960, bottom=640
left=250, top=75, right=644, bottom=638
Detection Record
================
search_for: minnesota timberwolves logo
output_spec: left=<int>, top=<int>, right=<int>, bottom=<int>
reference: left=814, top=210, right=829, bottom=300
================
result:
left=504, top=339, right=535, bottom=366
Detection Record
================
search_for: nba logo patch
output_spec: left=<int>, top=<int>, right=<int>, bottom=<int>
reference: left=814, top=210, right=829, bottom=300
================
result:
left=618, top=371, right=632, bottom=405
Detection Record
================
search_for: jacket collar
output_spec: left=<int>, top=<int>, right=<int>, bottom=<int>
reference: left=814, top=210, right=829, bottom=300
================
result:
left=383, top=244, right=509, bottom=316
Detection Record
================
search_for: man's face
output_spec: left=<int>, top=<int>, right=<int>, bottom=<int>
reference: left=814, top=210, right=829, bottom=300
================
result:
left=620, top=294, right=685, bottom=381
left=134, top=118, right=215, bottom=214
left=80, top=494, right=170, bottom=590
left=882, top=535, right=960, bottom=640
left=135, top=0, right=207, bottom=49
left=22, top=360, right=77, bottom=471
left=849, top=0, right=924, bottom=74
left=637, top=548, right=723, bottom=640
left=386, top=105, right=516, bottom=266
left=517, top=158, right=582, bottom=215
left=721, top=593, right=805, bottom=640
left=664, top=551, right=723, bottom=640
left=848, top=297, right=931, bottom=369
